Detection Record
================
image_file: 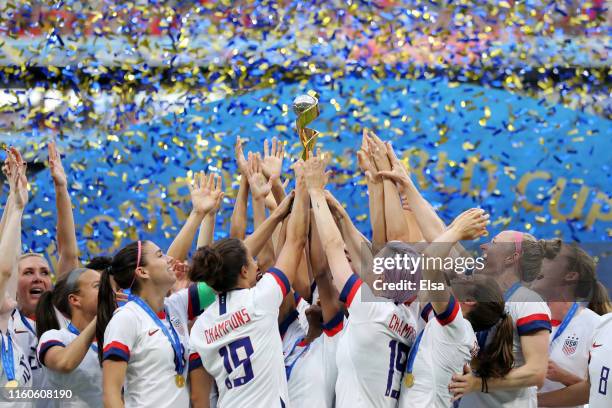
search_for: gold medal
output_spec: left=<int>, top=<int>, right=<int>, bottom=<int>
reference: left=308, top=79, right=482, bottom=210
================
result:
left=403, top=373, right=414, bottom=388
left=5, top=380, right=18, bottom=389
left=175, top=374, right=185, bottom=388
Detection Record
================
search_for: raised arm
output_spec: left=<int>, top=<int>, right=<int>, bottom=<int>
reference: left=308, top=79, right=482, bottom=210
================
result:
left=260, top=137, right=286, bottom=204
left=49, top=142, right=80, bottom=277
left=273, top=163, right=309, bottom=285
left=324, top=190, right=371, bottom=278
left=230, top=176, right=248, bottom=240
left=0, top=157, right=14, bottom=239
left=243, top=190, right=295, bottom=258
left=378, top=143, right=446, bottom=242
left=167, top=172, right=223, bottom=261
left=196, top=187, right=223, bottom=248
left=0, top=151, right=27, bottom=305
left=245, top=153, right=275, bottom=272
left=230, top=136, right=250, bottom=240
left=309, top=214, right=341, bottom=322
left=304, top=152, right=353, bottom=292
left=367, top=133, right=413, bottom=243
left=422, top=209, right=488, bottom=313
left=357, top=131, right=385, bottom=249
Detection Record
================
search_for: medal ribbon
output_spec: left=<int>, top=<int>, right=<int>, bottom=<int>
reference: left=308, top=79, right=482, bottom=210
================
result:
left=405, top=329, right=424, bottom=375
left=132, top=296, right=185, bottom=376
left=1, top=332, right=16, bottom=382
left=19, top=312, right=36, bottom=336
left=550, top=302, right=579, bottom=346
left=67, top=323, right=99, bottom=354
left=503, top=282, right=522, bottom=302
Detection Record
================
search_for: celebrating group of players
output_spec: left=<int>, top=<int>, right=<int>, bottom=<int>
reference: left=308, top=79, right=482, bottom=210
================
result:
left=0, top=131, right=611, bottom=408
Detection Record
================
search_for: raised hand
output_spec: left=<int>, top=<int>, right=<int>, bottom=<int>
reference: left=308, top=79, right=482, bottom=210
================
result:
left=303, top=149, right=331, bottom=191
left=189, top=171, right=224, bottom=216
left=245, top=153, right=272, bottom=200
left=356, top=129, right=381, bottom=183
left=365, top=129, right=392, bottom=171
left=171, top=258, right=190, bottom=291
left=235, top=136, right=250, bottom=176
left=6, top=148, right=28, bottom=209
left=448, top=208, right=489, bottom=241
left=48, top=141, right=67, bottom=187
left=260, top=137, right=285, bottom=181
left=376, top=142, right=412, bottom=187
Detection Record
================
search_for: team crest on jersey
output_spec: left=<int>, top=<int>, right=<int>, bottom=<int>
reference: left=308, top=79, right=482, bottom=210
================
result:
left=562, top=335, right=579, bottom=356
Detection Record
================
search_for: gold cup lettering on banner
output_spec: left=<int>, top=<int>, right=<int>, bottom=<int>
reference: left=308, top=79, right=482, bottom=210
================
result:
left=293, top=94, right=320, bottom=160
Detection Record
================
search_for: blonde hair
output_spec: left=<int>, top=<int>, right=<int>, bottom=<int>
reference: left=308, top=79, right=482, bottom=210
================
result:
left=18, top=253, right=46, bottom=261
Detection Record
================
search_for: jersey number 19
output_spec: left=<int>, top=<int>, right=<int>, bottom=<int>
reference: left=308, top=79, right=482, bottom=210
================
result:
left=219, top=337, right=255, bottom=389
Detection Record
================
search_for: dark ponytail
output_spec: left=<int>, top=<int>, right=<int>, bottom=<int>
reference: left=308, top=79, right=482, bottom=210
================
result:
left=478, top=313, right=515, bottom=379
left=85, top=256, right=112, bottom=272
left=589, top=280, right=612, bottom=316
left=96, top=241, right=145, bottom=364
left=191, top=238, right=247, bottom=292
left=452, top=275, right=514, bottom=379
left=35, top=268, right=89, bottom=338
left=35, top=292, right=61, bottom=339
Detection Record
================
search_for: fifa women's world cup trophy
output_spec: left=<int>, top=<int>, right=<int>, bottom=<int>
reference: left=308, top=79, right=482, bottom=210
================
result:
left=292, top=94, right=320, bottom=160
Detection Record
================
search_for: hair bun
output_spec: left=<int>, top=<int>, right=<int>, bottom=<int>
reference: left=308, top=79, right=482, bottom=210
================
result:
left=539, top=238, right=562, bottom=258
left=193, top=246, right=224, bottom=285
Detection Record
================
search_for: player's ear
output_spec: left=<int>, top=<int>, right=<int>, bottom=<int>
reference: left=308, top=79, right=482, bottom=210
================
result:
left=563, top=271, right=579, bottom=284
left=240, top=265, right=249, bottom=279
left=68, top=292, right=81, bottom=308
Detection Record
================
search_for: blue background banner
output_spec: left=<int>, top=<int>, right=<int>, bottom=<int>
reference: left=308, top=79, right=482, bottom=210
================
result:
left=12, top=76, right=611, bottom=284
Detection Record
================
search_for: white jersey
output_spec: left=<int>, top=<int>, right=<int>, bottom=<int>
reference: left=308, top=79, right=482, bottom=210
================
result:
left=0, top=329, right=32, bottom=407
left=280, top=294, right=309, bottom=357
left=286, top=310, right=344, bottom=408
left=400, top=296, right=478, bottom=408
left=539, top=306, right=600, bottom=408
left=335, top=275, right=418, bottom=408
left=460, top=283, right=551, bottom=408
left=37, top=328, right=102, bottom=408
left=189, top=267, right=291, bottom=408
left=9, top=308, right=55, bottom=408
left=102, top=299, right=189, bottom=408
left=588, top=313, right=612, bottom=408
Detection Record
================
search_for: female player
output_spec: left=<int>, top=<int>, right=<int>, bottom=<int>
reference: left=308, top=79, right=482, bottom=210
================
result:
left=538, top=312, right=612, bottom=408
left=96, top=240, right=189, bottom=407
left=375, top=139, right=552, bottom=407
left=11, top=143, right=78, bottom=406
left=188, top=165, right=308, bottom=408
left=449, top=230, right=552, bottom=407
left=96, top=170, right=223, bottom=407
left=305, top=151, right=419, bottom=407
left=1, top=151, right=32, bottom=402
left=531, top=240, right=604, bottom=406
left=283, top=212, right=345, bottom=408
left=35, top=268, right=102, bottom=407
left=398, top=208, right=515, bottom=408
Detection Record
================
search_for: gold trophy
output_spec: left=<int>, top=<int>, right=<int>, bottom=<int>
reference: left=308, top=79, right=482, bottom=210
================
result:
left=293, top=94, right=320, bottom=160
